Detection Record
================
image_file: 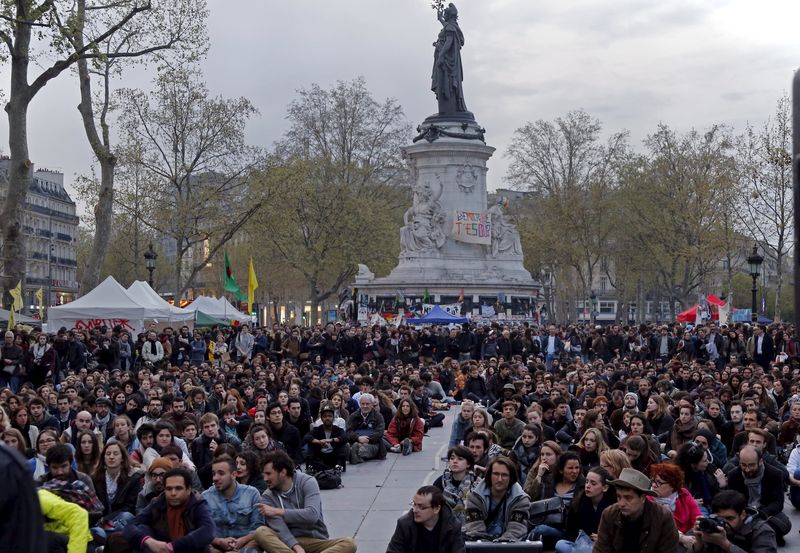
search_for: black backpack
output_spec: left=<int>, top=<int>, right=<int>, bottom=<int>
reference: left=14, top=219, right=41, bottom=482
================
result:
left=314, top=467, right=342, bottom=490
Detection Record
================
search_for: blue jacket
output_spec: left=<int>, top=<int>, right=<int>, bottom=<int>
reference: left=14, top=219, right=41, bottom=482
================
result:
left=202, top=483, right=263, bottom=538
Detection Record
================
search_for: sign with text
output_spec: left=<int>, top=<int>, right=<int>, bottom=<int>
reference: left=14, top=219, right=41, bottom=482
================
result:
left=422, top=303, right=463, bottom=316
left=451, top=210, right=491, bottom=245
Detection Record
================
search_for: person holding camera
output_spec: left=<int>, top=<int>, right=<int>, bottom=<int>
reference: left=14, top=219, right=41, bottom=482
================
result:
left=688, top=490, right=777, bottom=553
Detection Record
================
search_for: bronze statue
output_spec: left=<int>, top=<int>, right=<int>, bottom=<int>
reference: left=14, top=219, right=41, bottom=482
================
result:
left=431, top=3, right=467, bottom=115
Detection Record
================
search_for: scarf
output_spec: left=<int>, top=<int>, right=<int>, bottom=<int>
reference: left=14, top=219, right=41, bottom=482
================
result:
left=441, top=469, right=476, bottom=525
left=654, top=491, right=679, bottom=512
left=167, top=503, right=188, bottom=540
left=149, top=340, right=157, bottom=355
left=33, top=343, right=49, bottom=363
left=743, top=464, right=765, bottom=508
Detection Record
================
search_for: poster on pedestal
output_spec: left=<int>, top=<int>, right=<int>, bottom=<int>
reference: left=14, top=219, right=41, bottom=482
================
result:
left=451, top=210, right=491, bottom=245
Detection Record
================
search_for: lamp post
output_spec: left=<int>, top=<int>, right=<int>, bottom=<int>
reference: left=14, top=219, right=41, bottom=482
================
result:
left=590, top=290, right=597, bottom=325
left=144, top=243, right=157, bottom=288
left=747, top=244, right=763, bottom=324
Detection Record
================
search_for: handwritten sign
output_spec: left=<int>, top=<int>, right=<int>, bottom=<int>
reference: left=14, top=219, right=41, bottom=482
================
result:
left=422, top=303, right=463, bottom=316
left=74, top=319, right=137, bottom=332
left=452, top=210, right=491, bottom=245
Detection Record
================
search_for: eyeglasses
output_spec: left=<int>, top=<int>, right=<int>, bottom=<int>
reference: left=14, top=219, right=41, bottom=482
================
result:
left=651, top=479, right=667, bottom=488
left=409, top=502, right=432, bottom=511
left=151, top=471, right=167, bottom=479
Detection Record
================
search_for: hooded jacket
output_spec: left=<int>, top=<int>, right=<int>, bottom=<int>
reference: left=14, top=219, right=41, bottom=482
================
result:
left=464, top=480, right=530, bottom=542
left=386, top=503, right=466, bottom=553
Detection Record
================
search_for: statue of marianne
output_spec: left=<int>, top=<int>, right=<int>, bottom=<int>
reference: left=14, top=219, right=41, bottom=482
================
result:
left=431, top=3, right=467, bottom=115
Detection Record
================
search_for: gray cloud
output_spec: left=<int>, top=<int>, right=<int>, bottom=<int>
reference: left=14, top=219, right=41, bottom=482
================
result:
left=0, top=0, right=797, bottom=213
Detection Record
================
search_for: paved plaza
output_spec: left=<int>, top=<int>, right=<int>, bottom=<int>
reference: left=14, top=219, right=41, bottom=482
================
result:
left=322, top=409, right=800, bottom=553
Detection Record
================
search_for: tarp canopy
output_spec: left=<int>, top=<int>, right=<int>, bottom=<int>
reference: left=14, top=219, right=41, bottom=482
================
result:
left=183, top=296, right=250, bottom=324
left=0, top=308, right=37, bottom=324
left=194, top=311, right=229, bottom=327
left=127, top=281, right=193, bottom=324
left=48, top=276, right=147, bottom=334
left=407, top=305, right=468, bottom=325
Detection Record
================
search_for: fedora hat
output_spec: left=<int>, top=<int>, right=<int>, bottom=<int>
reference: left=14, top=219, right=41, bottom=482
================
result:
left=608, top=468, right=656, bottom=496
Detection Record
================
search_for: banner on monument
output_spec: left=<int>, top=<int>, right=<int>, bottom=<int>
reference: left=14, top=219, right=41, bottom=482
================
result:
left=451, top=210, right=491, bottom=245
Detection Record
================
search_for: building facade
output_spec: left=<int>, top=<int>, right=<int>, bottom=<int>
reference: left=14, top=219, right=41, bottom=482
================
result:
left=0, top=158, right=80, bottom=312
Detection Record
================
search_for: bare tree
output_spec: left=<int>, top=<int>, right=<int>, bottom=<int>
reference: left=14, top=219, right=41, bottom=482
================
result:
left=0, top=0, right=163, bottom=298
left=116, top=67, right=264, bottom=296
left=67, top=0, right=208, bottom=292
left=736, top=95, right=794, bottom=321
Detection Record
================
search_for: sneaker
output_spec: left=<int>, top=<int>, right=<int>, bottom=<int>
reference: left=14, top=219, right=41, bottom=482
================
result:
left=401, top=438, right=412, bottom=456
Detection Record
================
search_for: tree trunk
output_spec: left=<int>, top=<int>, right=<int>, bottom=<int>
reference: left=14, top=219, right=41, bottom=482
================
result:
left=774, top=252, right=783, bottom=322
left=76, top=52, right=116, bottom=293
left=1, top=17, right=34, bottom=306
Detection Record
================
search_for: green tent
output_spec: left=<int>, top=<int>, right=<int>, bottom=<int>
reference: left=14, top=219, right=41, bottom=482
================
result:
left=194, top=310, right=229, bottom=327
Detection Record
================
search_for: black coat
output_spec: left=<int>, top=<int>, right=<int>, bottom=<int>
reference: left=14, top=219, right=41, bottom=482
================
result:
left=386, top=504, right=466, bottom=553
left=93, top=470, right=144, bottom=516
left=727, top=463, right=786, bottom=518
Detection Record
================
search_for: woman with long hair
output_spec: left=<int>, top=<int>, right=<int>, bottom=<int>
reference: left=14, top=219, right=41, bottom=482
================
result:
left=555, top=466, right=615, bottom=553
left=2, top=427, right=28, bottom=456
left=524, top=440, right=563, bottom=499
left=10, top=405, right=38, bottom=450
left=574, top=427, right=608, bottom=474
left=669, top=403, right=698, bottom=455
left=141, top=421, right=194, bottom=470
left=531, top=451, right=585, bottom=546
left=384, top=398, right=424, bottom=456
left=620, top=434, right=657, bottom=477
left=75, top=430, right=102, bottom=475
left=644, top=395, right=674, bottom=436
left=91, top=442, right=143, bottom=540
left=236, top=450, right=267, bottom=493
left=599, top=449, right=631, bottom=479
left=27, top=428, right=59, bottom=479
left=674, top=441, right=725, bottom=515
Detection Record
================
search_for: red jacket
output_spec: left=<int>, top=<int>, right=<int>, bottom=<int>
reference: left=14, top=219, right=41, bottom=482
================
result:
left=648, top=487, right=701, bottom=533
left=385, top=416, right=424, bottom=451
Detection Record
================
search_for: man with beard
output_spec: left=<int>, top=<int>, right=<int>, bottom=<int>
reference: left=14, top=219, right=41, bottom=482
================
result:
left=93, top=397, right=116, bottom=440
left=387, top=486, right=465, bottom=553
left=202, top=456, right=262, bottom=552
left=135, top=397, right=163, bottom=431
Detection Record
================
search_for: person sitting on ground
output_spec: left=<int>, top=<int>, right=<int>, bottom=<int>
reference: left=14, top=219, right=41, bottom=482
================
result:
left=648, top=462, right=702, bottom=550
left=448, top=400, right=474, bottom=448
left=674, top=441, right=725, bottom=515
left=345, top=393, right=386, bottom=464
left=386, top=485, right=466, bottom=553
left=433, top=445, right=478, bottom=527
left=688, top=489, right=778, bottom=553
left=201, top=454, right=263, bottom=552
left=305, top=403, right=347, bottom=472
left=493, top=400, right=525, bottom=450
left=510, top=423, right=540, bottom=484
left=464, top=455, right=531, bottom=542
left=38, top=487, right=92, bottom=553
left=191, top=413, right=232, bottom=489
left=554, top=466, right=615, bottom=553
left=236, top=450, right=267, bottom=493
left=524, top=440, right=562, bottom=500
left=593, top=467, right=679, bottom=553
left=254, top=450, right=357, bottom=553
left=384, top=398, right=424, bottom=456
left=530, top=451, right=585, bottom=546
left=598, top=449, right=631, bottom=480
left=267, top=401, right=303, bottom=466
left=725, top=445, right=791, bottom=544
left=113, top=467, right=215, bottom=553
left=136, top=457, right=170, bottom=513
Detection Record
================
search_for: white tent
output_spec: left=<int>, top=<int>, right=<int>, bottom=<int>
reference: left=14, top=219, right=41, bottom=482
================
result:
left=127, top=281, right=194, bottom=326
left=183, top=295, right=251, bottom=324
left=48, top=276, right=148, bottom=334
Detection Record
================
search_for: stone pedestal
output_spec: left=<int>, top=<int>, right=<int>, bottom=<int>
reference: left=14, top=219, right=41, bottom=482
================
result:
left=356, top=117, right=539, bottom=310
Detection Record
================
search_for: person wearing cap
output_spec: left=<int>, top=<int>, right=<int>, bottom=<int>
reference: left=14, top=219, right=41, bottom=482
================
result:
left=305, top=403, right=347, bottom=472
left=93, top=397, right=116, bottom=441
left=609, top=392, right=640, bottom=434
left=487, top=382, right=517, bottom=420
left=593, top=467, right=679, bottom=553
left=136, top=457, right=171, bottom=513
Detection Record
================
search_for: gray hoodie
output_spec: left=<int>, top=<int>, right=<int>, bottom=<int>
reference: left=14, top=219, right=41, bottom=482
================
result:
left=261, top=471, right=329, bottom=547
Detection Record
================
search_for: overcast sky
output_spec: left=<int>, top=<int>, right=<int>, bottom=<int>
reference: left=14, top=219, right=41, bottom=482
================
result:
left=1, top=0, right=799, bottom=219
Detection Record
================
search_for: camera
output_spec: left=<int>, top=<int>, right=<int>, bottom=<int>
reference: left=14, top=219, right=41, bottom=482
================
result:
left=697, top=515, right=726, bottom=533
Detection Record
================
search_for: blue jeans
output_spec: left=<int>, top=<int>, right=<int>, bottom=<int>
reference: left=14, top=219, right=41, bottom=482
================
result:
left=790, top=469, right=800, bottom=510
left=555, top=540, right=577, bottom=553
left=545, top=353, right=556, bottom=371
left=91, top=511, right=135, bottom=540
left=530, top=524, right=565, bottom=542
left=0, top=373, right=20, bottom=393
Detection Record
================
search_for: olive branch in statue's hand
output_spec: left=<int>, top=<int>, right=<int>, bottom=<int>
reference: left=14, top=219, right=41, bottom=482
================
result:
left=431, top=0, right=445, bottom=17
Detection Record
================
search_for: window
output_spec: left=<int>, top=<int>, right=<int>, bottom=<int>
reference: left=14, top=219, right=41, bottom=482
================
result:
left=599, top=301, right=616, bottom=314
left=600, top=276, right=608, bottom=294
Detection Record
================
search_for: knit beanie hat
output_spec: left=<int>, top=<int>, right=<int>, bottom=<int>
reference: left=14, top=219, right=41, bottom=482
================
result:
left=148, top=457, right=173, bottom=474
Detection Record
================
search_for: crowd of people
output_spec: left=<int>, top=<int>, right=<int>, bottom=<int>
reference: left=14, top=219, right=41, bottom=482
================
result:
left=1, top=318, right=799, bottom=553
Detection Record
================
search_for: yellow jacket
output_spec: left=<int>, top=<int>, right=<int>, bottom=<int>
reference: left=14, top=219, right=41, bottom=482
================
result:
left=38, top=489, right=92, bottom=553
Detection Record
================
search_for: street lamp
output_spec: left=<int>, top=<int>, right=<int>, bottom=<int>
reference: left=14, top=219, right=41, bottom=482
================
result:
left=144, top=243, right=157, bottom=288
left=590, top=290, right=597, bottom=325
left=747, top=244, right=763, bottom=323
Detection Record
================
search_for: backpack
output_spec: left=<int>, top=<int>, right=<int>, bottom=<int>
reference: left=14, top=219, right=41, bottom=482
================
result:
left=314, top=467, right=342, bottom=490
